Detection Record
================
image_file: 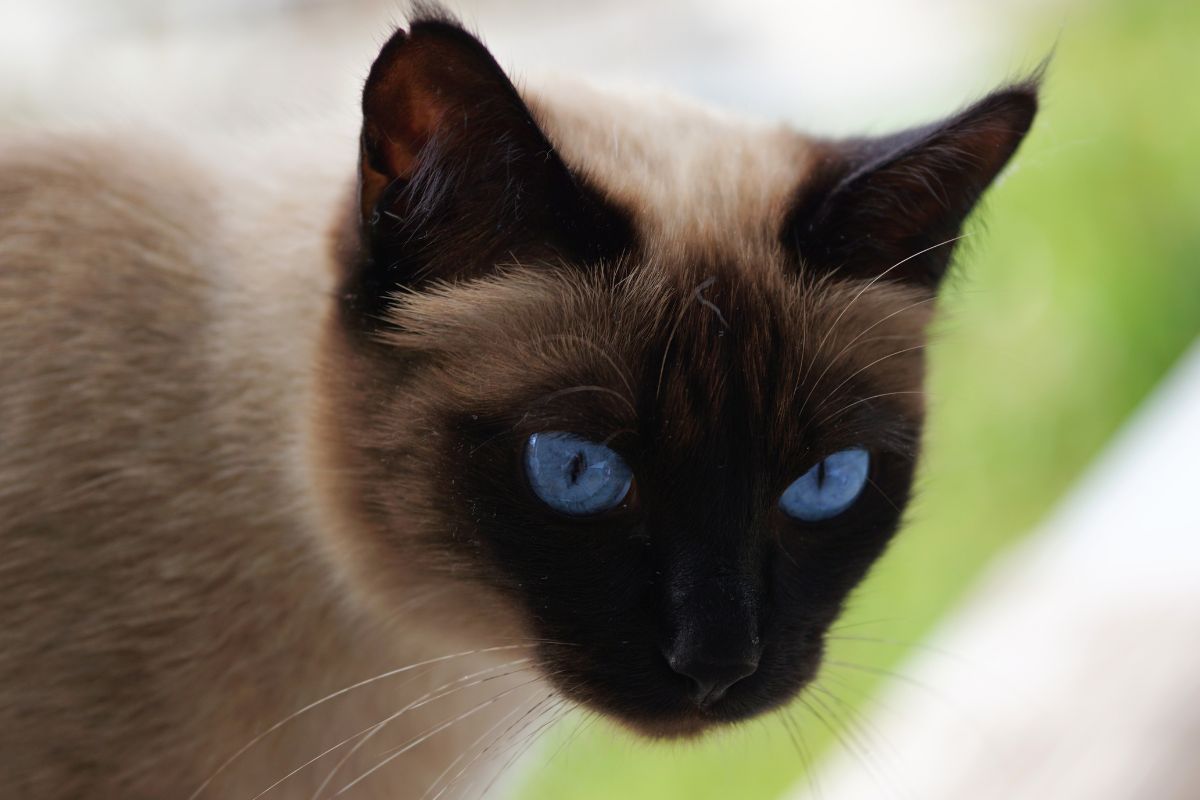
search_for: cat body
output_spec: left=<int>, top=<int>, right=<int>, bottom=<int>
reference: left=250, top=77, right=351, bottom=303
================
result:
left=0, top=88, right=819, bottom=799
left=0, top=127, right=516, bottom=798
left=0, top=12, right=1036, bottom=799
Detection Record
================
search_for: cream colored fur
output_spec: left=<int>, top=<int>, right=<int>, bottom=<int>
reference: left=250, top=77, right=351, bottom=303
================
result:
left=0, top=82, right=869, bottom=798
left=0, top=121, right=541, bottom=799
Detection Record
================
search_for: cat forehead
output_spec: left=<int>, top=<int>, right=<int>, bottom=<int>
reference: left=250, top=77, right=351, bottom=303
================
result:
left=387, top=264, right=931, bottom=425
left=525, top=79, right=816, bottom=265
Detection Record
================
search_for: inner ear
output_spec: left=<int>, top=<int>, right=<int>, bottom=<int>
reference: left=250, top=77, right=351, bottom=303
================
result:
left=783, top=82, right=1039, bottom=287
left=351, top=14, right=633, bottom=311
left=358, top=18, right=539, bottom=219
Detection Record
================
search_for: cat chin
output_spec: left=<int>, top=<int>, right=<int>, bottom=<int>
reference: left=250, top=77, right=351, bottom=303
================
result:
left=611, top=714, right=722, bottom=741
left=545, top=665, right=814, bottom=741
left=584, top=689, right=800, bottom=741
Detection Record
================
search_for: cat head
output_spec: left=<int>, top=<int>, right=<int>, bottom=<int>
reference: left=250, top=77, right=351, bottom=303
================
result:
left=318, top=12, right=1036, bottom=737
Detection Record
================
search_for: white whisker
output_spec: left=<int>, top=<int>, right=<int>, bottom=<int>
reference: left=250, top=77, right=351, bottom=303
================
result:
left=813, top=390, right=926, bottom=429
left=421, top=701, right=533, bottom=800
left=526, top=333, right=637, bottom=403
left=473, top=696, right=570, bottom=800
left=807, top=688, right=905, bottom=800
left=654, top=291, right=690, bottom=402
left=308, top=659, right=534, bottom=800
left=793, top=236, right=965, bottom=417
left=187, top=645, right=536, bottom=800
left=328, top=676, right=545, bottom=798
left=247, top=659, right=532, bottom=800
left=791, top=295, right=936, bottom=425
left=536, top=384, right=637, bottom=415
left=427, top=691, right=557, bottom=800
left=811, top=344, right=927, bottom=419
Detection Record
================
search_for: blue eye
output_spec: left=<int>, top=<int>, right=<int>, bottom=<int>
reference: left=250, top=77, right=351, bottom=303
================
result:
left=524, top=432, right=633, bottom=517
left=779, top=448, right=871, bottom=521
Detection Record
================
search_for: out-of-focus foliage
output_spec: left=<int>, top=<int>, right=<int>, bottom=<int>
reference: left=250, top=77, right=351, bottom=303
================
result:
left=518, top=0, right=1200, bottom=797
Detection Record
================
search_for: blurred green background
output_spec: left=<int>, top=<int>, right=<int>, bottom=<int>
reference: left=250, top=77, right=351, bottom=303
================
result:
left=517, top=0, right=1200, bottom=797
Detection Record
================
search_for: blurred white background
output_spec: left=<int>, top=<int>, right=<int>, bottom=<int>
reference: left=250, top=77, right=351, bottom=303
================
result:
left=3, top=0, right=1067, bottom=132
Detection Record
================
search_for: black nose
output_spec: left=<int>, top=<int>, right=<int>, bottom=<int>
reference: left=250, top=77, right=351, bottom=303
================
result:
left=665, top=648, right=759, bottom=708
left=659, top=560, right=763, bottom=708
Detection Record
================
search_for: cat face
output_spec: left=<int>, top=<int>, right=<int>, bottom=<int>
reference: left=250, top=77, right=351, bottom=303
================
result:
left=320, top=13, right=1035, bottom=737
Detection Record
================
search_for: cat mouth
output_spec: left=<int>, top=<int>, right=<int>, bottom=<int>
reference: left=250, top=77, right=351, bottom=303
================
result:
left=587, top=672, right=803, bottom=740
left=539, top=645, right=817, bottom=739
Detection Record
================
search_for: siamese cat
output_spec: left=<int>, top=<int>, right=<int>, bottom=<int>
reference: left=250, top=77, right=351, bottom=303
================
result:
left=0, top=8, right=1037, bottom=799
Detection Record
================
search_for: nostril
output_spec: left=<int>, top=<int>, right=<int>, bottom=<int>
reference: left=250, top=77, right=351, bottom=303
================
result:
left=665, top=651, right=759, bottom=709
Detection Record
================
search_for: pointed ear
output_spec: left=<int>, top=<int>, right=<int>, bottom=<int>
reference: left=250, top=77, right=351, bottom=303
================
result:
left=783, top=83, right=1038, bottom=287
left=353, top=15, right=631, bottom=305
left=358, top=16, right=531, bottom=222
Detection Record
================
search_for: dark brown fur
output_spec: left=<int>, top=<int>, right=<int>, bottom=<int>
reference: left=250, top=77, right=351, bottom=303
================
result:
left=319, top=251, right=932, bottom=734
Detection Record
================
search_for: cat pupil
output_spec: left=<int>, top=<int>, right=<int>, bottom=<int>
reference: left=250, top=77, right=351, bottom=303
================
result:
left=568, top=452, right=586, bottom=484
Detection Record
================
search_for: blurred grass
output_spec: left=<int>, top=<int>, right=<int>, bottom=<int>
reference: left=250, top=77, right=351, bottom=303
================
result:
left=517, top=0, right=1200, bottom=797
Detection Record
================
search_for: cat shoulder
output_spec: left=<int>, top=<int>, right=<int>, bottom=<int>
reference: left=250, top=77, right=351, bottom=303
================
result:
left=0, top=128, right=221, bottom=299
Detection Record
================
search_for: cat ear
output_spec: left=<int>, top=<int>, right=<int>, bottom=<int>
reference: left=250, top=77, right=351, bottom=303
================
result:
left=355, top=14, right=631, bottom=297
left=783, top=82, right=1038, bottom=287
